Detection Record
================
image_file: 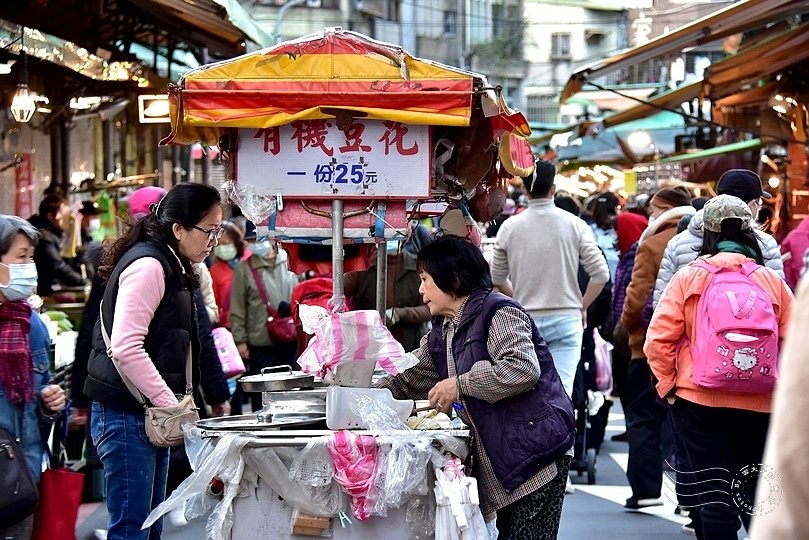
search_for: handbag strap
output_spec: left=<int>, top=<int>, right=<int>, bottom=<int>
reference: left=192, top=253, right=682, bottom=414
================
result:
left=248, top=257, right=280, bottom=318
left=99, top=301, right=193, bottom=406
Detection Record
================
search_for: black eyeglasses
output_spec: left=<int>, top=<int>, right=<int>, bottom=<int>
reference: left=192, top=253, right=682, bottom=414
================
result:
left=191, top=225, right=225, bottom=242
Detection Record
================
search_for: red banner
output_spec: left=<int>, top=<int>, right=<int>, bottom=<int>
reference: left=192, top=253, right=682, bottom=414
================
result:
left=15, top=153, right=33, bottom=218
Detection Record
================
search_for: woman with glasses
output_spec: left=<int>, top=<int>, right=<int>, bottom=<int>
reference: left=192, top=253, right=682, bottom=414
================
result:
left=84, top=182, right=222, bottom=540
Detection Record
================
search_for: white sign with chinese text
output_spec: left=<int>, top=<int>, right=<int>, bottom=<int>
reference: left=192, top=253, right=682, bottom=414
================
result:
left=236, top=120, right=431, bottom=199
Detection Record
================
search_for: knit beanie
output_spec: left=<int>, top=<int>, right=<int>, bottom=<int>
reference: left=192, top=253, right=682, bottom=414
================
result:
left=651, top=186, right=691, bottom=208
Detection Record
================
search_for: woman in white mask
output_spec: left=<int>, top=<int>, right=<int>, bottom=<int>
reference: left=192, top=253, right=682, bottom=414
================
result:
left=208, top=221, right=248, bottom=330
left=229, top=232, right=299, bottom=414
left=0, top=215, right=66, bottom=539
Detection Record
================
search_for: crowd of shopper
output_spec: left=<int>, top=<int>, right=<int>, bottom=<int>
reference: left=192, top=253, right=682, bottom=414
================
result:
left=6, top=157, right=809, bottom=540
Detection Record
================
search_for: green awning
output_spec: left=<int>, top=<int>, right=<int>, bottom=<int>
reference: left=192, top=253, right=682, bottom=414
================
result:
left=659, top=138, right=762, bottom=164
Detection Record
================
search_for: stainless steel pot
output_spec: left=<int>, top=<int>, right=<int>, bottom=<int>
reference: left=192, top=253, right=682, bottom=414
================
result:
left=239, top=366, right=315, bottom=393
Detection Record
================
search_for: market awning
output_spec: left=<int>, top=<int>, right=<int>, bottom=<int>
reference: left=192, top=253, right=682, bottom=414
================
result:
left=163, top=30, right=530, bottom=145
left=600, top=80, right=702, bottom=130
left=658, top=138, right=762, bottom=164
left=703, top=23, right=809, bottom=99
left=0, top=0, right=269, bottom=63
left=560, top=0, right=807, bottom=103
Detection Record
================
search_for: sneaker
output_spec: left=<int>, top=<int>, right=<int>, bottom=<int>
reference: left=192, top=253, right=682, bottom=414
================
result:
left=565, top=476, right=576, bottom=495
left=682, top=520, right=696, bottom=536
left=587, top=390, right=606, bottom=417
left=624, top=496, right=664, bottom=509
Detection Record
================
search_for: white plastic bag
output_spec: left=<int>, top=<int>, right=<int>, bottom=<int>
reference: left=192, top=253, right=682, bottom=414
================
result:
left=142, top=429, right=251, bottom=540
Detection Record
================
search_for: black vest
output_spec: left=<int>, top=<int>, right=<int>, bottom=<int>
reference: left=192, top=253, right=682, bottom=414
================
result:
left=429, top=289, right=575, bottom=491
left=84, top=242, right=198, bottom=413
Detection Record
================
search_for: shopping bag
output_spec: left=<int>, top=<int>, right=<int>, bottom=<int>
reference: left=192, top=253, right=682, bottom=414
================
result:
left=593, top=328, right=614, bottom=392
left=31, top=419, right=84, bottom=540
left=211, top=327, right=246, bottom=378
left=30, top=467, right=85, bottom=540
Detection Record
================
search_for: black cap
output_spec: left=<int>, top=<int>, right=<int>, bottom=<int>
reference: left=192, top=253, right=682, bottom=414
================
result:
left=79, top=200, right=101, bottom=215
left=717, top=169, right=771, bottom=202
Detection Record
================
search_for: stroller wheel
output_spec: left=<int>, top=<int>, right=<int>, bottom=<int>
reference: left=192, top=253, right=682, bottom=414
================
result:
left=586, top=448, right=597, bottom=485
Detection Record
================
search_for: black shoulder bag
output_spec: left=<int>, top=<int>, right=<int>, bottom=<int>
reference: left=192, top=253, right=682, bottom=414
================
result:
left=0, top=407, right=40, bottom=528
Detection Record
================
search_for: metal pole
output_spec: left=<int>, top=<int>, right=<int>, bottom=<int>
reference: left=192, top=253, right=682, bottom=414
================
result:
left=200, top=48, right=211, bottom=185
left=275, top=0, right=308, bottom=45
left=375, top=243, right=387, bottom=319
left=332, top=200, right=344, bottom=300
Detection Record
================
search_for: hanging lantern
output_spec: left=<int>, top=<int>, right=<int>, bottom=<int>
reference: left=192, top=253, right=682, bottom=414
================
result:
left=10, top=51, right=35, bottom=124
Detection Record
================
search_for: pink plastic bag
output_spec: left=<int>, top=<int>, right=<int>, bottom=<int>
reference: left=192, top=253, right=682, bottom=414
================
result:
left=297, top=306, right=406, bottom=382
left=328, top=430, right=379, bottom=520
left=211, top=327, right=246, bottom=378
left=593, top=328, right=613, bottom=392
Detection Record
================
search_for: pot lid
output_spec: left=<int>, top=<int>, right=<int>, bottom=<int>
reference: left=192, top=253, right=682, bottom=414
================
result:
left=240, top=366, right=313, bottom=384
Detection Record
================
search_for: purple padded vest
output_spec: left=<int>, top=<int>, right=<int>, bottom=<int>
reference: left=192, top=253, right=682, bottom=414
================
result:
left=428, top=289, right=575, bottom=491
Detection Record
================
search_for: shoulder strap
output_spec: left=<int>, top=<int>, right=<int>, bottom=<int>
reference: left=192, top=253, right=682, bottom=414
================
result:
left=248, top=258, right=279, bottom=318
left=740, top=261, right=762, bottom=277
left=99, top=301, right=192, bottom=405
left=693, top=258, right=721, bottom=274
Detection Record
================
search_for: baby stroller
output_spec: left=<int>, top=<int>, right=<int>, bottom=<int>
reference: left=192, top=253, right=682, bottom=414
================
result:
left=570, top=328, right=612, bottom=485
left=570, top=271, right=613, bottom=485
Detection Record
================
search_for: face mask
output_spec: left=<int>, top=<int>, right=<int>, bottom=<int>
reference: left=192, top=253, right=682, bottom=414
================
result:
left=88, top=218, right=101, bottom=232
left=251, top=241, right=274, bottom=259
left=0, top=262, right=37, bottom=302
left=386, top=240, right=400, bottom=254
left=647, top=215, right=657, bottom=226
left=213, top=244, right=238, bottom=261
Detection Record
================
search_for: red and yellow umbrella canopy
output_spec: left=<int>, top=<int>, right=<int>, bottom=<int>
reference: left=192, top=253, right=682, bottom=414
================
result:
left=162, top=30, right=529, bottom=146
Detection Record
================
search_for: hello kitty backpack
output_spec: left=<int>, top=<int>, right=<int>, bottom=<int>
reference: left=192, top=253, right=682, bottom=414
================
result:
left=689, top=259, right=780, bottom=394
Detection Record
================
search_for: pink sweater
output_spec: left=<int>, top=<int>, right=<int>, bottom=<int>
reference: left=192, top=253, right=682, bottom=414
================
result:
left=110, top=258, right=179, bottom=407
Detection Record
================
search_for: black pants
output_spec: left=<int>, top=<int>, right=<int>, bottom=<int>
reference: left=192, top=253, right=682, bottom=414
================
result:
left=624, top=359, right=670, bottom=499
left=231, top=342, right=297, bottom=414
left=497, top=456, right=571, bottom=540
left=670, top=398, right=770, bottom=540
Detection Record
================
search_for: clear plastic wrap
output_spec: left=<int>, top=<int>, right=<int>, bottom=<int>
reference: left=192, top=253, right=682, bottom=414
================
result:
left=243, top=446, right=345, bottom=518
left=221, top=180, right=276, bottom=227
left=142, top=429, right=251, bottom=540
left=350, top=394, right=445, bottom=513
left=406, top=495, right=436, bottom=540
left=289, top=439, right=334, bottom=487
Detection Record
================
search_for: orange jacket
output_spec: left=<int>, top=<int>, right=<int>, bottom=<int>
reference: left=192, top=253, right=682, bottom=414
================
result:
left=644, top=252, right=794, bottom=413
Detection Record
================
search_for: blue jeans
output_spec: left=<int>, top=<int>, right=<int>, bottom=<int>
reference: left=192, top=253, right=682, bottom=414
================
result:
left=91, top=402, right=170, bottom=540
left=533, top=314, right=583, bottom=397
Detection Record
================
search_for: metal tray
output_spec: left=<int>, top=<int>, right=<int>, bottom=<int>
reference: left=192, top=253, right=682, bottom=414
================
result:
left=196, top=413, right=326, bottom=431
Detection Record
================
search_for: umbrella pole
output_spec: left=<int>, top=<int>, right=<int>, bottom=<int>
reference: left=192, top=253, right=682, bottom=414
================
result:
left=332, top=200, right=345, bottom=300
left=376, top=242, right=387, bottom=319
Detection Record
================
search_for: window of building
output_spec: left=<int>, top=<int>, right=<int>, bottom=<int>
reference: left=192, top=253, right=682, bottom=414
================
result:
left=526, top=94, right=559, bottom=124
left=443, top=11, right=457, bottom=35
left=551, top=33, right=571, bottom=60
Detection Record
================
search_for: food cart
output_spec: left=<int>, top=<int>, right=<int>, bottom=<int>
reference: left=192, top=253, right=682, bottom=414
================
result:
left=153, top=28, right=534, bottom=539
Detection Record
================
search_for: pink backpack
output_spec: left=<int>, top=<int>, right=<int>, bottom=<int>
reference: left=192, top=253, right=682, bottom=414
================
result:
left=690, top=259, right=779, bottom=394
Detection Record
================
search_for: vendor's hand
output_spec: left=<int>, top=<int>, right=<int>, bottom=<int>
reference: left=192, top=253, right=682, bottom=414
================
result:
left=385, top=307, right=400, bottom=327
left=237, top=343, right=250, bottom=360
left=428, top=377, right=458, bottom=414
left=41, top=384, right=66, bottom=414
left=210, top=402, right=231, bottom=417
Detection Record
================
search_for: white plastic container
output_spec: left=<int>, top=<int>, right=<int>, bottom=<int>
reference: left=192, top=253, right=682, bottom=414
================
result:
left=325, top=386, right=414, bottom=430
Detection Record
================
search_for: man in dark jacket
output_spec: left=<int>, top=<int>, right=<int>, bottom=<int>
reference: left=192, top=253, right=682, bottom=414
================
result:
left=28, top=194, right=85, bottom=296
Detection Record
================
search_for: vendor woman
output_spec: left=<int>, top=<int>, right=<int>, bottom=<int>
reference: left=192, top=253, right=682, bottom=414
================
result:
left=377, top=235, right=575, bottom=540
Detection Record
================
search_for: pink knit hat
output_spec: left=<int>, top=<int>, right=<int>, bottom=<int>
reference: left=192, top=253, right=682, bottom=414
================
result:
left=128, top=186, right=167, bottom=219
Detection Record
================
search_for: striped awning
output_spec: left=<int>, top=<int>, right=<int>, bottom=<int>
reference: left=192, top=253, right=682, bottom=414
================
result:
left=162, top=29, right=529, bottom=145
